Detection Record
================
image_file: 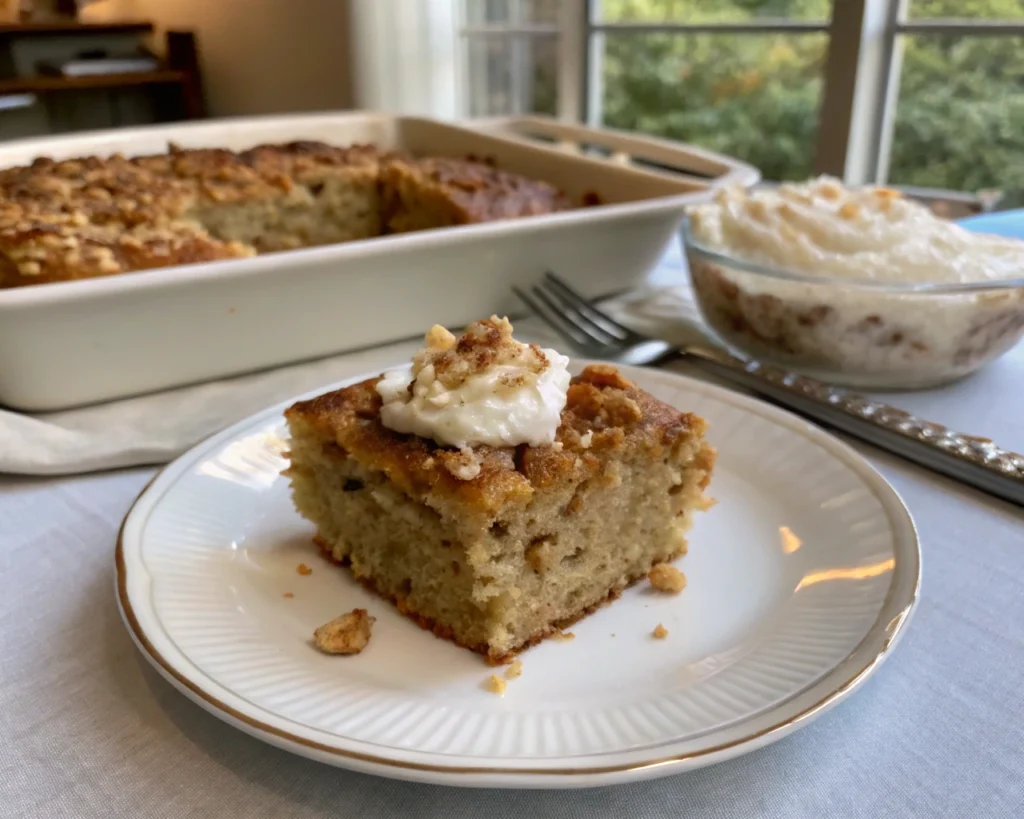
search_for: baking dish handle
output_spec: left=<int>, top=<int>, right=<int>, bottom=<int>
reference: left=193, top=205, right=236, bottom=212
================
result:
left=464, top=115, right=760, bottom=189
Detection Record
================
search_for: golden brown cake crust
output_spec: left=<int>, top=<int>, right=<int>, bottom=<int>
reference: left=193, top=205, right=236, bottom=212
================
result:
left=0, top=142, right=572, bottom=288
left=284, top=363, right=713, bottom=518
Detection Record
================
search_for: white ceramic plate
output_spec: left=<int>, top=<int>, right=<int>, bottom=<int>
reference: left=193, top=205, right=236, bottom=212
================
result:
left=116, top=363, right=920, bottom=789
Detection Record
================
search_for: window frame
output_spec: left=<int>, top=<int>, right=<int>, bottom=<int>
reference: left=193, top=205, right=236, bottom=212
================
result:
left=459, top=0, right=1024, bottom=185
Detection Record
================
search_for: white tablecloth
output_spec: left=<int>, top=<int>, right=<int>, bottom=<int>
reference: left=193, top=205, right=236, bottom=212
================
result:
left=3, top=253, right=1024, bottom=817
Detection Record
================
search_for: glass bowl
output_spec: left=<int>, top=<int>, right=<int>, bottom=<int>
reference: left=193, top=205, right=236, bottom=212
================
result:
left=681, top=218, right=1024, bottom=389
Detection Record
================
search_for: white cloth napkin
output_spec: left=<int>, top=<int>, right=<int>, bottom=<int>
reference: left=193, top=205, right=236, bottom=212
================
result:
left=0, top=249, right=711, bottom=476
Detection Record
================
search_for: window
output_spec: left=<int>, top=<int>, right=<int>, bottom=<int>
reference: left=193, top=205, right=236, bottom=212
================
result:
left=459, top=0, right=1024, bottom=203
left=599, top=30, right=828, bottom=181
left=889, top=4, right=1024, bottom=205
left=461, top=0, right=561, bottom=117
left=465, top=35, right=559, bottom=116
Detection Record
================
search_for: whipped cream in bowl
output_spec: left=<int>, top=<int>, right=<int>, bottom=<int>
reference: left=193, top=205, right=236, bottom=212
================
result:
left=684, top=177, right=1024, bottom=388
left=376, top=316, right=571, bottom=450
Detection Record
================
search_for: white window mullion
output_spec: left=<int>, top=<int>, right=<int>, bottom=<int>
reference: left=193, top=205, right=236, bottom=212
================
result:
left=814, top=0, right=902, bottom=184
left=585, top=29, right=605, bottom=127
left=508, top=0, right=526, bottom=115
left=583, top=0, right=604, bottom=126
left=556, top=0, right=587, bottom=121
left=873, top=15, right=905, bottom=184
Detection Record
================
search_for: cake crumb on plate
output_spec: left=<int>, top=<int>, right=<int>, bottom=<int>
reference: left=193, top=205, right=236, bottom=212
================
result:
left=505, top=660, right=523, bottom=680
left=649, top=564, right=686, bottom=593
left=485, top=675, right=507, bottom=695
left=313, top=609, right=375, bottom=655
left=296, top=563, right=313, bottom=576
left=652, top=623, right=669, bottom=639
left=282, top=592, right=294, bottom=599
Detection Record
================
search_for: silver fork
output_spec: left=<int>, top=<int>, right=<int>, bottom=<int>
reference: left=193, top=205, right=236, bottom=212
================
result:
left=514, top=272, right=1024, bottom=508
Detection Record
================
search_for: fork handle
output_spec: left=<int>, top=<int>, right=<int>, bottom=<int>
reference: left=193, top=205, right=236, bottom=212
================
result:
left=677, top=345, right=1024, bottom=507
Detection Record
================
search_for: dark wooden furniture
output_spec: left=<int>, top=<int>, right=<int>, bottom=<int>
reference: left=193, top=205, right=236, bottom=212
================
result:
left=0, top=21, right=205, bottom=137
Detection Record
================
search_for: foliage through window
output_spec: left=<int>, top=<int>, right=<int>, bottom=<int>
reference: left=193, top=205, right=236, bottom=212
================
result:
left=890, top=1, right=1024, bottom=205
left=598, top=0, right=831, bottom=22
left=600, top=30, right=828, bottom=181
left=462, top=0, right=1024, bottom=201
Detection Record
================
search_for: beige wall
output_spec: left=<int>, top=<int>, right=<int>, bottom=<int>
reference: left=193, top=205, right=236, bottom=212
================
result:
left=84, top=0, right=353, bottom=117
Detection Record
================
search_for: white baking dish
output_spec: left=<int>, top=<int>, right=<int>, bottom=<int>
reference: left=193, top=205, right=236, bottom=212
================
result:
left=0, top=112, right=758, bottom=411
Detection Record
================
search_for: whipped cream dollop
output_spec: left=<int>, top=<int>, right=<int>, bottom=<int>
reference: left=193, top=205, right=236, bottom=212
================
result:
left=376, top=316, right=571, bottom=449
left=689, top=176, right=1024, bottom=284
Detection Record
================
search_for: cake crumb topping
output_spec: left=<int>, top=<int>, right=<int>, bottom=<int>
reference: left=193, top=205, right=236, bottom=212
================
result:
left=376, top=316, right=571, bottom=449
left=414, top=316, right=549, bottom=391
left=649, top=564, right=687, bottom=593
left=313, top=609, right=375, bottom=655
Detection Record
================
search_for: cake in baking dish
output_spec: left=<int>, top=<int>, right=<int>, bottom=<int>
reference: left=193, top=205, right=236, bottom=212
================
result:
left=283, top=317, right=716, bottom=664
left=0, top=142, right=572, bottom=288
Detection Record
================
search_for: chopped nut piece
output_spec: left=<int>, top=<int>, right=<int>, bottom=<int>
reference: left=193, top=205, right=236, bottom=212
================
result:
left=296, top=563, right=313, bottom=576
left=819, top=179, right=843, bottom=200
left=444, top=446, right=482, bottom=481
left=652, top=623, right=669, bottom=639
left=838, top=201, right=860, bottom=220
left=505, top=660, right=523, bottom=680
left=313, top=609, right=375, bottom=655
left=425, top=324, right=457, bottom=350
left=485, top=674, right=507, bottom=695
left=649, top=564, right=687, bottom=593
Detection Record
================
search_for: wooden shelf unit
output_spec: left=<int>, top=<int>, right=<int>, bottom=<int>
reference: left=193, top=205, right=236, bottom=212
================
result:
left=0, top=22, right=205, bottom=128
left=0, top=70, right=187, bottom=95
left=0, top=21, right=154, bottom=38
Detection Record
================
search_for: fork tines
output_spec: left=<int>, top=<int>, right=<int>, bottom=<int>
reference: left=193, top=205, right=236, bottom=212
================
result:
left=513, top=272, right=637, bottom=355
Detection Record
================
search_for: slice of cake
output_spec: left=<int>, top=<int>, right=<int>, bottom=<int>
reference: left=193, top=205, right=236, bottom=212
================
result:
left=284, top=317, right=715, bottom=664
left=379, top=156, right=572, bottom=234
